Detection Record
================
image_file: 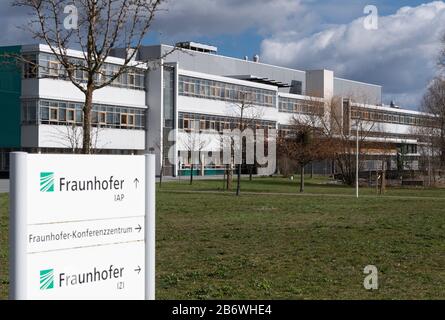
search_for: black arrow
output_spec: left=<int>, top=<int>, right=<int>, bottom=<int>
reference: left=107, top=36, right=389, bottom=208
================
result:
left=135, top=266, right=141, bottom=274
left=135, top=224, right=142, bottom=233
left=134, top=178, right=140, bottom=189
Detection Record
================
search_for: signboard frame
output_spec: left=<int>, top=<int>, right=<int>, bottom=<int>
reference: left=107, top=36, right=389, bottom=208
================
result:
left=9, top=152, right=156, bottom=300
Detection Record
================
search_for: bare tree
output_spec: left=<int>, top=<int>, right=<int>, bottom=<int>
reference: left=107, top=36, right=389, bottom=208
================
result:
left=278, top=112, right=332, bottom=193
left=411, top=30, right=445, bottom=186
left=8, top=0, right=174, bottom=154
left=46, top=122, right=106, bottom=153
left=179, top=120, right=210, bottom=185
left=226, top=91, right=264, bottom=196
left=421, top=77, right=445, bottom=170
left=317, top=96, right=381, bottom=186
left=413, top=121, right=441, bottom=186
left=219, top=130, right=233, bottom=191
left=373, top=133, right=396, bottom=194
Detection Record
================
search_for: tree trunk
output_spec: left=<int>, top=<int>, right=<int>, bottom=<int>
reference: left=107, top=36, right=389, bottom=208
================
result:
left=226, top=164, right=232, bottom=190
left=300, top=164, right=305, bottom=193
left=376, top=171, right=380, bottom=194
left=223, top=168, right=226, bottom=191
left=249, top=165, right=253, bottom=181
left=381, top=161, right=386, bottom=194
left=236, top=163, right=241, bottom=196
left=310, top=162, right=314, bottom=179
left=159, top=165, right=163, bottom=188
left=82, top=86, right=94, bottom=154
left=190, top=164, right=194, bottom=185
left=441, top=121, right=445, bottom=169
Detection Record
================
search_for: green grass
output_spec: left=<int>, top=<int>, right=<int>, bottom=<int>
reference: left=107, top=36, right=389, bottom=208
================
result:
left=1, top=177, right=444, bottom=299
left=161, top=175, right=445, bottom=198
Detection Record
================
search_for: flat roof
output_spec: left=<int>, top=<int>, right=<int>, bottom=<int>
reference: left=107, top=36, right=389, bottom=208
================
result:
left=227, top=75, right=291, bottom=88
left=20, top=43, right=147, bottom=69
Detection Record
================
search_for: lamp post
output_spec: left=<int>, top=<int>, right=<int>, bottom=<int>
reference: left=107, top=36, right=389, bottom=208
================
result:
left=355, top=120, right=360, bottom=199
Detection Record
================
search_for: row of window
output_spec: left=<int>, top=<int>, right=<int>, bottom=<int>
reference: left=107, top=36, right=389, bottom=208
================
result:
left=23, top=53, right=145, bottom=90
left=398, top=144, right=418, bottom=155
left=277, top=124, right=325, bottom=138
left=0, top=150, right=11, bottom=171
left=351, top=107, right=433, bottom=127
left=178, top=75, right=328, bottom=116
left=22, top=99, right=146, bottom=130
left=179, top=75, right=277, bottom=108
left=178, top=112, right=276, bottom=133
left=278, top=97, right=324, bottom=115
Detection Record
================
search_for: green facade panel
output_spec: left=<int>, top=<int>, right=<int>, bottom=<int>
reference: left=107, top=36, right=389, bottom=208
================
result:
left=0, top=45, right=22, bottom=148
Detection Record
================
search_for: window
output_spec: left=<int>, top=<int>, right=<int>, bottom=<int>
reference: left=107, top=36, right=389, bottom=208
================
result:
left=119, top=113, right=135, bottom=127
left=49, top=107, right=58, bottom=121
left=29, top=103, right=37, bottom=122
left=128, top=73, right=135, bottom=86
left=128, top=114, right=135, bottom=127
left=22, top=103, right=29, bottom=122
left=66, top=109, right=75, bottom=122
left=23, top=99, right=146, bottom=130
left=95, top=72, right=103, bottom=84
left=121, top=114, right=128, bottom=126
left=48, top=61, right=59, bottom=77
left=76, top=110, right=82, bottom=122
left=98, top=111, right=106, bottom=124
left=59, top=108, right=66, bottom=122
left=23, top=55, right=38, bottom=79
left=278, top=97, right=320, bottom=115
left=179, top=76, right=276, bottom=107
left=178, top=112, right=275, bottom=136
left=35, top=53, right=145, bottom=90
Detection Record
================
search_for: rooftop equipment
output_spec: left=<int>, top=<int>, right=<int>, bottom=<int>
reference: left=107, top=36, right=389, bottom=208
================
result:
left=175, top=42, right=218, bottom=54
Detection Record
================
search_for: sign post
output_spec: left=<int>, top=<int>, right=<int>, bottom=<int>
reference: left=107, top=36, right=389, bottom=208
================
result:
left=9, top=152, right=155, bottom=300
left=145, top=154, right=155, bottom=300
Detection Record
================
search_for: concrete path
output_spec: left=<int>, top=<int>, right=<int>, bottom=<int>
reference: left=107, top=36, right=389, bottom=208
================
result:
left=161, top=174, right=252, bottom=182
left=161, top=189, right=445, bottom=201
left=0, top=180, right=9, bottom=194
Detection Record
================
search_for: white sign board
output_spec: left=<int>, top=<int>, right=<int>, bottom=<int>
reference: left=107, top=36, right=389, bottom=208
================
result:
left=9, top=153, right=156, bottom=300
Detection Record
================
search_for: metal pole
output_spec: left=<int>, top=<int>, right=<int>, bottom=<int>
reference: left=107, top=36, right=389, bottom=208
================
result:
left=145, top=154, right=156, bottom=300
left=9, top=152, right=28, bottom=300
left=429, top=144, right=432, bottom=187
left=356, top=123, right=359, bottom=199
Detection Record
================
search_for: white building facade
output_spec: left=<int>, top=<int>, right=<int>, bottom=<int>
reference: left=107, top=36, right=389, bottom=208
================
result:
left=0, top=42, right=432, bottom=177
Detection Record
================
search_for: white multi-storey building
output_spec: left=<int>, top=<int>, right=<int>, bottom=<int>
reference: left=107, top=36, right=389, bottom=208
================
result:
left=0, top=42, right=432, bottom=177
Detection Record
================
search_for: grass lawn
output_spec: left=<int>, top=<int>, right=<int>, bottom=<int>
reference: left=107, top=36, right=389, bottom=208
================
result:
left=1, top=176, right=444, bottom=299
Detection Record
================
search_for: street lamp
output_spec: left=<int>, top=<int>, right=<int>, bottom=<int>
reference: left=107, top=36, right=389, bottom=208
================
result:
left=354, top=120, right=360, bottom=199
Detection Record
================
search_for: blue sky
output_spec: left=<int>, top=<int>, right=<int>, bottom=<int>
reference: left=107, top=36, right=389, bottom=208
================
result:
left=1, top=0, right=444, bottom=109
left=151, top=0, right=430, bottom=59
left=146, top=0, right=445, bottom=109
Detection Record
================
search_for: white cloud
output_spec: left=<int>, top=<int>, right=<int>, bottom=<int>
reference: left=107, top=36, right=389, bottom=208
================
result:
left=2, top=0, right=443, bottom=110
left=153, top=0, right=306, bottom=38
left=0, top=2, right=33, bottom=45
left=261, top=1, right=445, bottom=109
left=1, top=0, right=309, bottom=47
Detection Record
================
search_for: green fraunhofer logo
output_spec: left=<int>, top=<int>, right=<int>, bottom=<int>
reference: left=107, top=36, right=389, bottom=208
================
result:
left=40, top=269, right=54, bottom=290
left=40, top=172, right=55, bottom=192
